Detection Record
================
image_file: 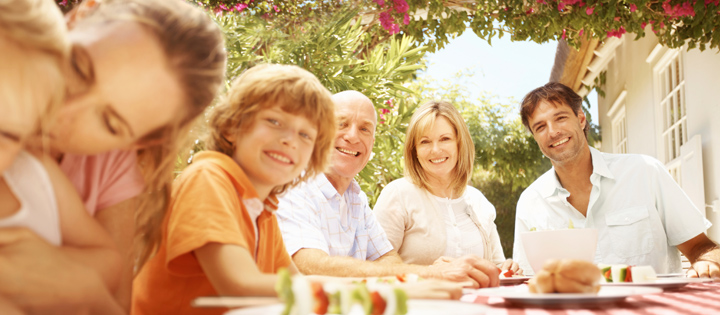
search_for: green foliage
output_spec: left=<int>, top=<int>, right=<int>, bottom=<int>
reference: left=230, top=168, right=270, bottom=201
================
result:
left=192, top=0, right=720, bottom=53
left=191, top=8, right=429, bottom=198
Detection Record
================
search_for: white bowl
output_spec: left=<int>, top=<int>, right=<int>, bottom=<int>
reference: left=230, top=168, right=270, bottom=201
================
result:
left=520, top=228, right=598, bottom=275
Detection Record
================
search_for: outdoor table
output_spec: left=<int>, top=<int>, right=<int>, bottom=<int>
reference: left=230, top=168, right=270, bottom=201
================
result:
left=465, top=282, right=720, bottom=315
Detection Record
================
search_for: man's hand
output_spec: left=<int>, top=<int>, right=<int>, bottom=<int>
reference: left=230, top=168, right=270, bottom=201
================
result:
left=687, top=260, right=720, bottom=279
left=677, top=233, right=720, bottom=279
left=427, top=255, right=500, bottom=288
left=0, top=227, right=122, bottom=314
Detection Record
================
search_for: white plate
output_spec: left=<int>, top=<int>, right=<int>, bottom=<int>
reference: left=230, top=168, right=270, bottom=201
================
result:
left=499, top=276, right=532, bottom=286
left=656, top=273, right=687, bottom=278
left=472, top=284, right=662, bottom=306
left=224, top=299, right=489, bottom=315
left=601, top=277, right=712, bottom=289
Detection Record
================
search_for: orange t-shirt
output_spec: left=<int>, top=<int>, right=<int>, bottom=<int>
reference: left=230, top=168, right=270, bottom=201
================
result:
left=131, top=151, right=292, bottom=315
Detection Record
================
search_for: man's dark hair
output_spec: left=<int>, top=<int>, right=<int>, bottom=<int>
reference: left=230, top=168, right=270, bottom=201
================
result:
left=520, top=82, right=588, bottom=137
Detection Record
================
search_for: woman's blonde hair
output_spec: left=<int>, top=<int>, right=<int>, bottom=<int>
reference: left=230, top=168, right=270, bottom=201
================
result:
left=0, top=0, right=68, bottom=136
left=73, top=0, right=227, bottom=271
left=206, top=64, right=336, bottom=195
left=404, top=100, right=475, bottom=196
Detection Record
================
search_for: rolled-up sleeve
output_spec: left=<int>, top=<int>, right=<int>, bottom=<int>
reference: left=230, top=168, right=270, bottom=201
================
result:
left=361, top=191, right=393, bottom=261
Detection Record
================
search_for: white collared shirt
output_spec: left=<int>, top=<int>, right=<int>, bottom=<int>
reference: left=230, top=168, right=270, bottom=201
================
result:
left=276, top=174, right=393, bottom=261
left=434, top=195, right=486, bottom=259
left=513, top=147, right=710, bottom=275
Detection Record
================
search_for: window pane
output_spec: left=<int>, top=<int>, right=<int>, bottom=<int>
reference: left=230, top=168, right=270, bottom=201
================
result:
left=670, top=130, right=677, bottom=160
left=669, top=97, right=675, bottom=125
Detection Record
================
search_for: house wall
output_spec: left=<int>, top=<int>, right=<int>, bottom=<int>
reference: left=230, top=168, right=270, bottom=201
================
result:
left=596, top=32, right=720, bottom=240
left=684, top=49, right=720, bottom=240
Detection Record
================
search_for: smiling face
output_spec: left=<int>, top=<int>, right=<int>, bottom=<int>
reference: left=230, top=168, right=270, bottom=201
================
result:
left=415, top=116, right=459, bottom=181
left=49, top=21, right=185, bottom=155
left=226, top=107, right=317, bottom=198
left=328, top=92, right=377, bottom=181
left=528, top=101, right=588, bottom=164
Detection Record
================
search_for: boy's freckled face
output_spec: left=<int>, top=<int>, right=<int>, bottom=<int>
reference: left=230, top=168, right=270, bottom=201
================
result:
left=227, top=107, right=317, bottom=195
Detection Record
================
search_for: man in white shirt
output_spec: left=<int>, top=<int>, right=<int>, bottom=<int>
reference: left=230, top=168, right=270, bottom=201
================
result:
left=277, top=91, right=500, bottom=287
left=513, top=82, right=720, bottom=277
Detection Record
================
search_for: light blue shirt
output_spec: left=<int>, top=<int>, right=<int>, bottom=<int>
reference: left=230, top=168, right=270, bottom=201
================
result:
left=513, top=147, right=710, bottom=274
left=276, top=174, right=393, bottom=261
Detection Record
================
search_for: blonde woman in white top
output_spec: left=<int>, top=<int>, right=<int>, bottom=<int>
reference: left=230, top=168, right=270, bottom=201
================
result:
left=375, top=101, right=521, bottom=274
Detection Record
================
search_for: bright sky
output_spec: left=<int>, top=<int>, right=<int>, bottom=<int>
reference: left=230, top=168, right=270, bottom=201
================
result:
left=420, top=30, right=600, bottom=121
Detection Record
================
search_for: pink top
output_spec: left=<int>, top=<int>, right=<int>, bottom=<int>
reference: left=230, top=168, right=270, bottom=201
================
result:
left=60, top=150, right=145, bottom=216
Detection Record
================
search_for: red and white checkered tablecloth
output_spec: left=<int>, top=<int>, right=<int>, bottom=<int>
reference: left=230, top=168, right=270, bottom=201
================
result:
left=467, top=282, right=720, bottom=315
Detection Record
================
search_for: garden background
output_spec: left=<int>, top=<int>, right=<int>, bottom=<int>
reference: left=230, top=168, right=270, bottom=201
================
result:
left=57, top=0, right=720, bottom=257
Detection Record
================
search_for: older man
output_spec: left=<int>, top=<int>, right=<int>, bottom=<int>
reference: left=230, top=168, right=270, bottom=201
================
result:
left=513, top=82, right=720, bottom=277
left=276, top=91, right=499, bottom=288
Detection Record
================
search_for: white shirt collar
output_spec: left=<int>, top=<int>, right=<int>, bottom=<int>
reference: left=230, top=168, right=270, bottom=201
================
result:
left=539, top=146, right=616, bottom=198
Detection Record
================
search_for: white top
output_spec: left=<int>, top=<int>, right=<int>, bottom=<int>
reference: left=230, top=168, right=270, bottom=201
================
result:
left=0, top=151, right=61, bottom=245
left=434, top=195, right=485, bottom=258
left=513, top=147, right=710, bottom=275
left=276, top=174, right=393, bottom=261
left=374, top=177, right=506, bottom=265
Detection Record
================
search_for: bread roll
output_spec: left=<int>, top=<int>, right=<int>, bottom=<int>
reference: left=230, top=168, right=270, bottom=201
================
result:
left=528, top=259, right=601, bottom=294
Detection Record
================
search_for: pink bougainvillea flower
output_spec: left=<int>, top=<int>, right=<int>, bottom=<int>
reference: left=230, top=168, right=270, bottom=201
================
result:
left=393, top=0, right=409, bottom=13
left=218, top=3, right=228, bottom=11
left=579, top=29, right=584, bottom=37
left=381, top=108, right=391, bottom=114
left=630, top=4, right=637, bottom=12
left=379, top=11, right=394, bottom=31
left=374, top=0, right=386, bottom=6
left=586, top=6, right=594, bottom=14
left=561, top=29, right=567, bottom=40
left=641, top=22, right=647, bottom=29
left=273, top=5, right=279, bottom=12
left=614, top=16, right=621, bottom=21
left=538, top=0, right=547, bottom=4
left=403, top=13, right=410, bottom=25
left=558, top=2, right=566, bottom=10
left=59, top=0, right=67, bottom=5
left=526, top=8, right=535, bottom=14
left=663, top=0, right=696, bottom=17
left=579, top=1, right=586, bottom=7
left=234, top=3, right=248, bottom=12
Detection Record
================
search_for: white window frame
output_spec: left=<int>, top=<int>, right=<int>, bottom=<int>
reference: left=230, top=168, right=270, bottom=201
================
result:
left=651, top=48, right=687, bottom=182
left=607, top=90, right=628, bottom=154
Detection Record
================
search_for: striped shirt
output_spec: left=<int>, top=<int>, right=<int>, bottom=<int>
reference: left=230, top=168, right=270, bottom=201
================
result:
left=276, top=174, right=393, bottom=261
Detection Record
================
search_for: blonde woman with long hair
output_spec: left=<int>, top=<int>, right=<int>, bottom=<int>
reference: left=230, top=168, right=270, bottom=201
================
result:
left=0, top=0, right=126, bottom=313
left=374, top=101, right=521, bottom=275
left=0, top=0, right=226, bottom=312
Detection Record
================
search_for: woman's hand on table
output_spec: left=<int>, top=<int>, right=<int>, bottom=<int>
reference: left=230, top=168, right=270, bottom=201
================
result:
left=499, top=259, right=524, bottom=276
left=427, top=255, right=500, bottom=288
